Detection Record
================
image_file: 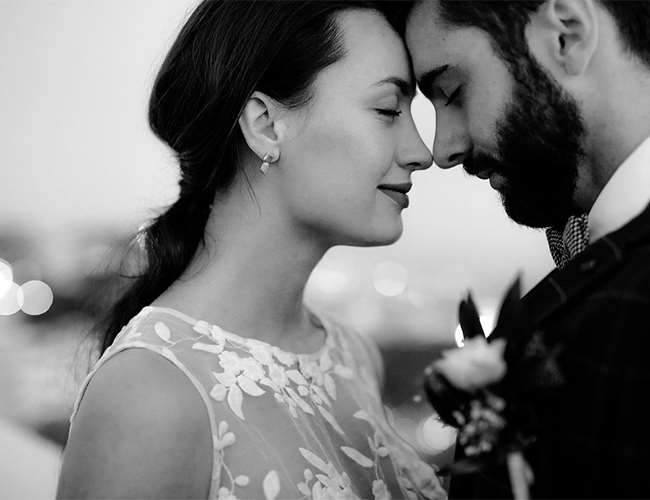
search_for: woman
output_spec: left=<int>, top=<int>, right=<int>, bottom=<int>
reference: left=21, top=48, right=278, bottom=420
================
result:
left=57, top=1, right=445, bottom=498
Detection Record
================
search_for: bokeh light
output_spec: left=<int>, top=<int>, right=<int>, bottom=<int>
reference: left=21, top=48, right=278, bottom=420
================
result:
left=454, top=310, right=497, bottom=347
left=373, top=262, right=408, bottom=297
left=19, top=280, right=54, bottom=316
left=0, top=282, right=24, bottom=316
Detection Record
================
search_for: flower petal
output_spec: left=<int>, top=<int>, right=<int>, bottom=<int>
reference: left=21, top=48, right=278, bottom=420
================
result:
left=214, top=371, right=237, bottom=387
left=263, top=470, right=280, bottom=500
left=299, top=448, right=330, bottom=474
left=192, top=342, right=223, bottom=354
left=312, top=386, right=331, bottom=407
left=317, top=405, right=345, bottom=436
left=259, top=377, right=279, bottom=391
left=210, top=384, right=227, bottom=402
left=154, top=322, right=171, bottom=342
left=315, top=474, right=333, bottom=488
left=235, top=475, right=250, bottom=487
left=286, top=387, right=314, bottom=415
left=227, top=384, right=244, bottom=420
left=334, top=364, right=354, bottom=379
left=319, top=351, right=333, bottom=371
left=193, top=320, right=211, bottom=335
left=125, top=330, right=142, bottom=341
left=237, top=374, right=265, bottom=396
left=297, top=482, right=311, bottom=496
left=353, top=410, right=371, bottom=422
left=340, top=446, right=374, bottom=468
left=286, top=369, right=308, bottom=386
left=210, top=325, right=226, bottom=343
left=160, top=347, right=179, bottom=364
left=273, top=348, right=296, bottom=366
left=221, top=431, right=236, bottom=448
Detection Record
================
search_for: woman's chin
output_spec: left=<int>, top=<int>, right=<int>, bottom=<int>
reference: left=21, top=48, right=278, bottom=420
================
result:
left=344, top=223, right=403, bottom=247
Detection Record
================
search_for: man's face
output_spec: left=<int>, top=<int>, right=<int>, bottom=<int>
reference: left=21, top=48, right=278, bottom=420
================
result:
left=405, top=0, right=585, bottom=228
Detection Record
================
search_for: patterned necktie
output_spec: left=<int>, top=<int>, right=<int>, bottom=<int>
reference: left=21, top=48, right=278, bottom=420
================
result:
left=545, top=213, right=590, bottom=268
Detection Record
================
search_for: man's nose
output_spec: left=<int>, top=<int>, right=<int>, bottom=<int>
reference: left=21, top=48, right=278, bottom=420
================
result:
left=432, top=116, right=469, bottom=169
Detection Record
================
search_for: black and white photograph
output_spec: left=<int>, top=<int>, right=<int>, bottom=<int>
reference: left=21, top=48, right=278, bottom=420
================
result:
left=1, top=1, right=649, bottom=498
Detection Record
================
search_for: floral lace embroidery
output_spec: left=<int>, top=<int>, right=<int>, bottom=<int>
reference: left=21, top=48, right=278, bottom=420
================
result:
left=212, top=420, right=253, bottom=500
left=196, top=320, right=354, bottom=434
left=298, top=448, right=356, bottom=500
left=110, top=313, right=447, bottom=500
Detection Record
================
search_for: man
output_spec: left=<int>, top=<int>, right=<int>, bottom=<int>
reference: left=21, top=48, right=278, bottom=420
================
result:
left=403, top=0, right=650, bottom=498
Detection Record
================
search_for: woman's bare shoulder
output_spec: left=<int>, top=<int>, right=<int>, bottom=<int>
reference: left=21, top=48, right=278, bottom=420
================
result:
left=57, top=348, right=212, bottom=499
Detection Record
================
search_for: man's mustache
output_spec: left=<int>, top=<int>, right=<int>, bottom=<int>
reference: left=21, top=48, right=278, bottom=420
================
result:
left=462, top=153, right=507, bottom=177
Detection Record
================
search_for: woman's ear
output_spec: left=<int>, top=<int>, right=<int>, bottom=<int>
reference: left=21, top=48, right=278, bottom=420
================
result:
left=238, top=91, right=282, bottom=162
left=526, top=0, right=598, bottom=77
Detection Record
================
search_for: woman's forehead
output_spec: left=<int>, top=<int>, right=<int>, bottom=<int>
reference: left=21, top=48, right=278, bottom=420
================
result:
left=316, top=9, right=412, bottom=97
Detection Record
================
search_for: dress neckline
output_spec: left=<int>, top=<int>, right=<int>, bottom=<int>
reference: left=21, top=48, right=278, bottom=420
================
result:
left=139, top=305, right=334, bottom=360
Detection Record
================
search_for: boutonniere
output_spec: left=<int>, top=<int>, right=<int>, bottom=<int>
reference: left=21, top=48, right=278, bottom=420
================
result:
left=423, top=278, right=565, bottom=499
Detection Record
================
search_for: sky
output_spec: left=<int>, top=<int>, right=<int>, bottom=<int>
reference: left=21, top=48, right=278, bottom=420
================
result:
left=0, top=1, right=555, bottom=337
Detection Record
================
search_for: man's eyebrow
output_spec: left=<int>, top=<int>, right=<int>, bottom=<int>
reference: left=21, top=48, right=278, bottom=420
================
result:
left=418, top=65, right=450, bottom=93
left=372, top=76, right=415, bottom=98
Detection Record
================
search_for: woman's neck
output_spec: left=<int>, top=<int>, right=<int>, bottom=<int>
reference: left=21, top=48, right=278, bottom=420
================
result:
left=152, top=180, right=329, bottom=350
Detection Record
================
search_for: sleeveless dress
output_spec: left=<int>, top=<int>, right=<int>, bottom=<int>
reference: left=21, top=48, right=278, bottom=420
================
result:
left=69, top=306, right=446, bottom=500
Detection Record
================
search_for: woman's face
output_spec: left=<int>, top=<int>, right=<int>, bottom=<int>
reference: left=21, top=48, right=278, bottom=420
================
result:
left=276, top=9, right=432, bottom=248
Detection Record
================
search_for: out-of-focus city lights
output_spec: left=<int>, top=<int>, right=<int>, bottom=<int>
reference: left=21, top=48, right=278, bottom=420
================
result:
left=19, top=280, right=54, bottom=316
left=454, top=310, right=497, bottom=348
left=0, top=259, right=13, bottom=297
left=407, top=289, right=427, bottom=308
left=417, top=415, right=457, bottom=453
left=373, top=261, right=408, bottom=297
left=306, top=268, right=350, bottom=296
left=0, top=282, right=24, bottom=316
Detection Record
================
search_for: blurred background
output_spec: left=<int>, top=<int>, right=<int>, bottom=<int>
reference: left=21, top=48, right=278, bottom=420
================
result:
left=0, top=0, right=554, bottom=497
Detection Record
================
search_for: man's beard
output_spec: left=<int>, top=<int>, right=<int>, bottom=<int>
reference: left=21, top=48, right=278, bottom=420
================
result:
left=464, top=53, right=585, bottom=229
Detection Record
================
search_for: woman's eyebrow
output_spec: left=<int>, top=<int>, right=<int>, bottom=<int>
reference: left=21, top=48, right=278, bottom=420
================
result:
left=371, top=76, right=415, bottom=98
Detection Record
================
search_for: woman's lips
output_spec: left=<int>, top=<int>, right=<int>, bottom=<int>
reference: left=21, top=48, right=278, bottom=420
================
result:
left=378, top=188, right=409, bottom=208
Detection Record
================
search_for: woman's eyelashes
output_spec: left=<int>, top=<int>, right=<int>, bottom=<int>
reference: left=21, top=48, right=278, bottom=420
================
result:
left=376, top=108, right=402, bottom=119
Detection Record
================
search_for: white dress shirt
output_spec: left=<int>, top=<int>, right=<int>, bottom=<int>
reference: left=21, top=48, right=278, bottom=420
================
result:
left=588, top=135, right=650, bottom=243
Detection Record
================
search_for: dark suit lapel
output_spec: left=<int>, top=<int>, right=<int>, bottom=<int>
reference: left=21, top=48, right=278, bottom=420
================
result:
left=523, top=202, right=650, bottom=326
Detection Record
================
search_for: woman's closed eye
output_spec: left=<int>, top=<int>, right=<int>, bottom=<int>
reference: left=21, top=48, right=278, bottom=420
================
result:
left=376, top=108, right=403, bottom=118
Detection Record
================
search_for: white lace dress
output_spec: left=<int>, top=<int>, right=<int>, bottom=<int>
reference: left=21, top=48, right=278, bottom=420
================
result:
left=69, top=306, right=446, bottom=500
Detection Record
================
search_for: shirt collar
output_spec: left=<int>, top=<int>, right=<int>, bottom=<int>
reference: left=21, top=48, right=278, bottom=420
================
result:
left=588, top=135, right=650, bottom=243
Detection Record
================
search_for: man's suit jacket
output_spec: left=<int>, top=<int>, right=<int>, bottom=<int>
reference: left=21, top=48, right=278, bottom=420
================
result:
left=450, top=202, right=650, bottom=499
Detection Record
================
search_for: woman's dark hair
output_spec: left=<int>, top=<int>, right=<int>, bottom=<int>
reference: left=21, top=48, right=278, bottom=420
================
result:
left=97, top=0, right=391, bottom=355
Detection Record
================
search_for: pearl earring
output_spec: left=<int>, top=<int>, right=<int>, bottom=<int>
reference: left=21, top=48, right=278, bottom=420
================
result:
left=260, top=152, right=278, bottom=175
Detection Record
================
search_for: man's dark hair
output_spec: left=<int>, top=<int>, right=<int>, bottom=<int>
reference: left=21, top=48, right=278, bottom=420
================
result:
left=600, top=1, right=650, bottom=66
left=398, top=1, right=650, bottom=68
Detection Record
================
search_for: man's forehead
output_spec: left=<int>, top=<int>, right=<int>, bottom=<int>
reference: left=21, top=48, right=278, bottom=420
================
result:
left=406, top=0, right=446, bottom=38
left=405, top=1, right=455, bottom=79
